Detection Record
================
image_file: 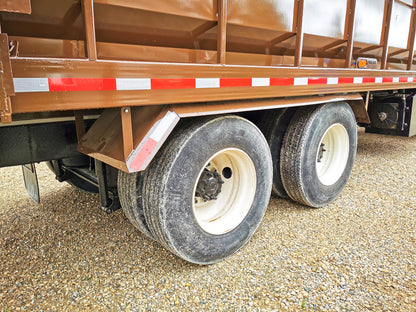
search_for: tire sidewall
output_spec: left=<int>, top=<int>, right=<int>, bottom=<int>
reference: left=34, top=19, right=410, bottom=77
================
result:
left=301, top=103, right=357, bottom=207
left=159, top=117, right=272, bottom=264
left=264, top=108, right=297, bottom=198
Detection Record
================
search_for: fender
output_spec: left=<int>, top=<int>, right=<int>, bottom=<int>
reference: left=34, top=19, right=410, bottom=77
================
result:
left=78, top=93, right=369, bottom=173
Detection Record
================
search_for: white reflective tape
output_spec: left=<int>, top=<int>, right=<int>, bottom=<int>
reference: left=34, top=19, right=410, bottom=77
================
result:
left=393, top=77, right=399, bottom=83
left=138, top=111, right=179, bottom=171
left=251, top=78, right=270, bottom=87
left=408, top=77, right=413, bottom=82
left=375, top=77, right=383, bottom=83
left=116, top=78, right=151, bottom=90
left=126, top=110, right=180, bottom=172
left=13, top=78, right=49, bottom=93
left=327, top=77, right=339, bottom=85
left=353, top=77, right=363, bottom=84
left=294, top=77, right=308, bottom=86
left=195, top=78, right=220, bottom=89
left=150, top=111, right=180, bottom=142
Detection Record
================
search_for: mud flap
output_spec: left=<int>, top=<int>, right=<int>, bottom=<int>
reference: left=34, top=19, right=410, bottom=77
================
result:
left=22, top=164, right=40, bottom=203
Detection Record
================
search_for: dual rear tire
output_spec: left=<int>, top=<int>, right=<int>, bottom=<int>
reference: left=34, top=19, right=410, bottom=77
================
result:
left=265, top=102, right=357, bottom=207
left=118, top=102, right=357, bottom=263
left=118, top=116, right=272, bottom=264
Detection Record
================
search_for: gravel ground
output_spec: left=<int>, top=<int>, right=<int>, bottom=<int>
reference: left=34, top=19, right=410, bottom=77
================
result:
left=1, top=128, right=416, bottom=312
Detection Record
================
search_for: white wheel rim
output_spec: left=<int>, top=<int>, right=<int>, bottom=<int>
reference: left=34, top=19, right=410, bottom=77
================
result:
left=192, top=148, right=256, bottom=235
left=315, top=123, right=350, bottom=186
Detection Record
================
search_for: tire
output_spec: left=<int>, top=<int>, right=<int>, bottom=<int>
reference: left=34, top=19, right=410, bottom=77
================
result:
left=117, top=170, right=154, bottom=239
left=262, top=108, right=297, bottom=198
left=135, top=116, right=272, bottom=264
left=280, top=102, right=357, bottom=208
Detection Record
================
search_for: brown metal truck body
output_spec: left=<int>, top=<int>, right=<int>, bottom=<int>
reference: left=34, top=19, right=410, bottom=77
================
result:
left=1, top=0, right=416, bottom=263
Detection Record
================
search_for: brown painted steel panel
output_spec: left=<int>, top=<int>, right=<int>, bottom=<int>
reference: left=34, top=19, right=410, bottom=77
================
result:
left=172, top=93, right=369, bottom=122
left=227, top=0, right=294, bottom=32
left=1, top=0, right=84, bottom=40
left=5, top=0, right=416, bottom=118
left=0, top=34, right=14, bottom=123
left=11, top=57, right=416, bottom=79
left=0, top=35, right=14, bottom=96
left=94, top=0, right=217, bottom=21
left=98, top=42, right=217, bottom=63
left=0, top=0, right=31, bottom=14
left=78, top=94, right=369, bottom=173
left=10, top=36, right=350, bottom=66
left=79, top=105, right=169, bottom=172
left=9, top=36, right=86, bottom=59
left=12, top=81, right=413, bottom=114
left=2, top=0, right=415, bottom=68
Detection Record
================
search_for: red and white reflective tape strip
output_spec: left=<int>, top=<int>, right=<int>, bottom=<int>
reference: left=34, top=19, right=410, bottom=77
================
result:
left=126, top=110, right=180, bottom=172
left=12, top=76, right=416, bottom=93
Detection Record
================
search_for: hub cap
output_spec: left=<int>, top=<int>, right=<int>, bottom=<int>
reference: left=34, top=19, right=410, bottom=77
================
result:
left=315, top=123, right=350, bottom=186
left=193, top=148, right=256, bottom=235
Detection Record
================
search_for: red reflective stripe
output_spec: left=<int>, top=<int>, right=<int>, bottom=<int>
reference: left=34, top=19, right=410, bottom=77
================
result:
left=270, top=78, right=294, bottom=86
left=363, top=77, right=376, bottom=83
left=308, top=77, right=327, bottom=85
left=220, top=78, right=252, bottom=87
left=338, top=77, right=354, bottom=84
left=151, top=78, right=195, bottom=89
left=18, top=76, right=416, bottom=93
left=130, top=138, right=158, bottom=171
left=48, top=78, right=117, bottom=91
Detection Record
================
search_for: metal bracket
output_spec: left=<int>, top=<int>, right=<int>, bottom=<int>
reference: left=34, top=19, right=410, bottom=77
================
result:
left=0, top=94, right=12, bottom=123
left=79, top=105, right=180, bottom=173
left=121, top=107, right=133, bottom=160
left=0, top=33, right=15, bottom=124
left=74, top=110, right=85, bottom=143
left=95, top=159, right=120, bottom=214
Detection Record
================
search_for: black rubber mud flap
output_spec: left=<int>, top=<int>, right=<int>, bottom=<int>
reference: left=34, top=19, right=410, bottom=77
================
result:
left=22, top=164, right=40, bottom=203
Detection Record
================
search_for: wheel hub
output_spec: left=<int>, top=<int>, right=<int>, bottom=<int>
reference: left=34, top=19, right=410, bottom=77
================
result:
left=196, top=170, right=224, bottom=201
left=317, top=143, right=327, bottom=163
left=315, top=123, right=350, bottom=186
left=378, top=112, right=388, bottom=122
